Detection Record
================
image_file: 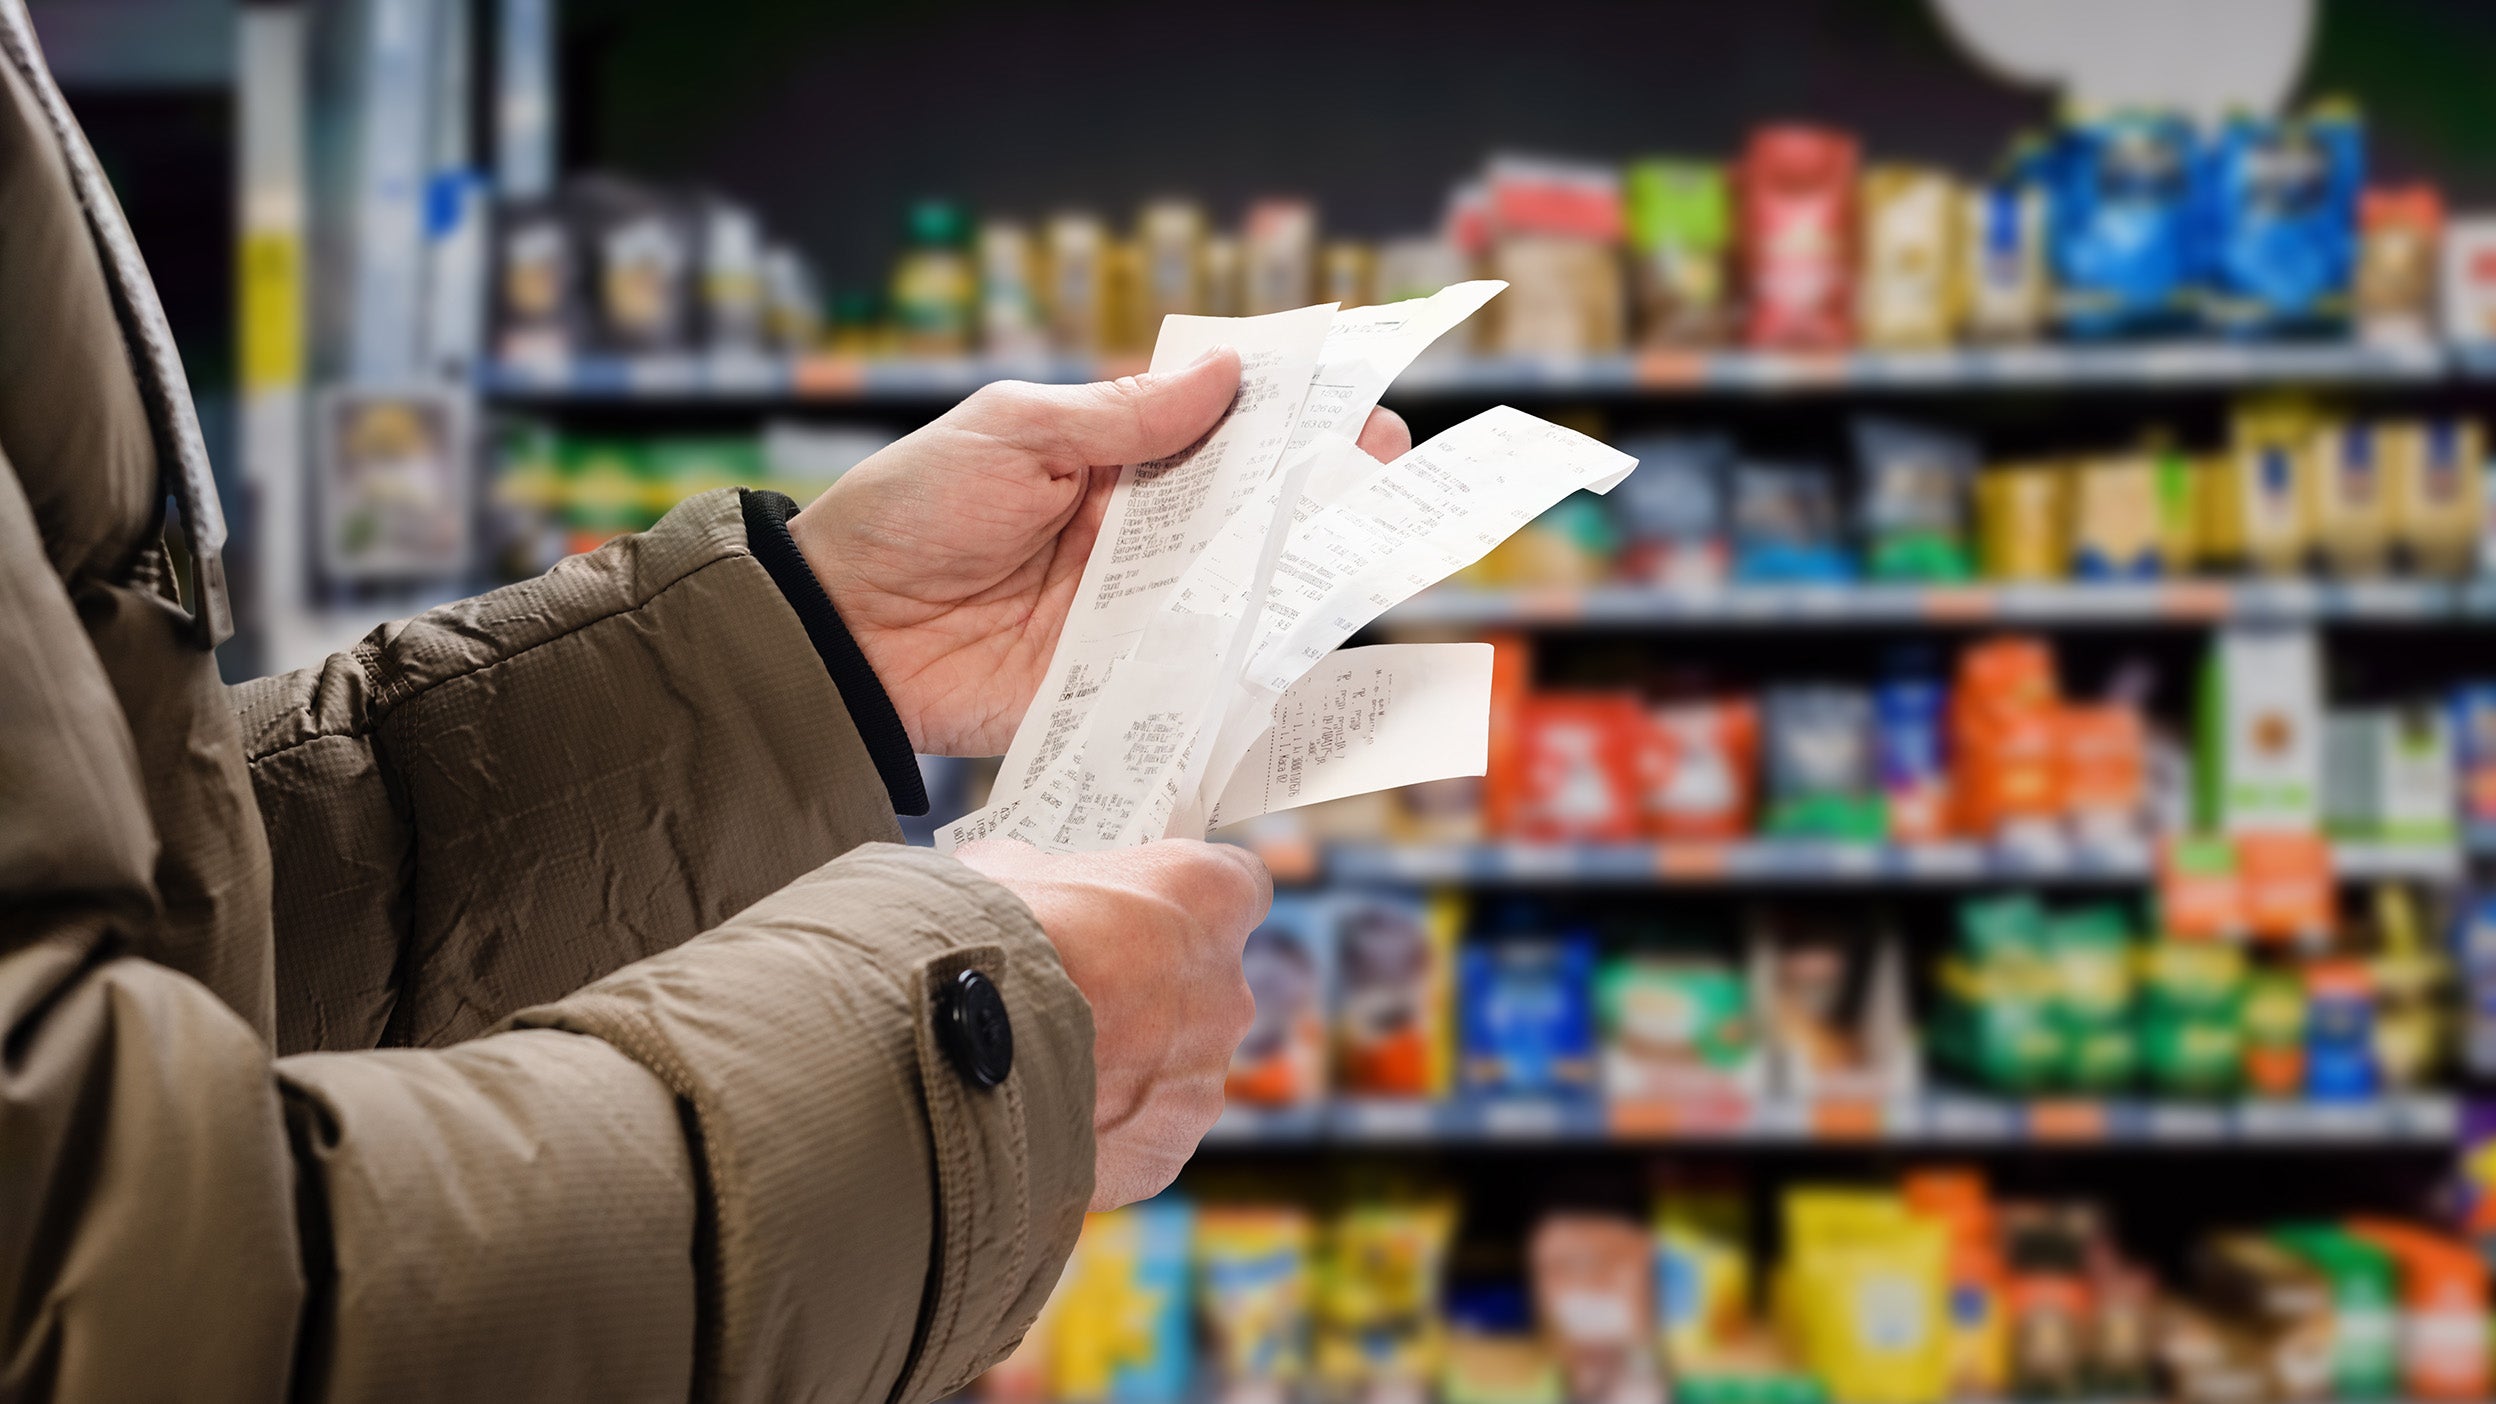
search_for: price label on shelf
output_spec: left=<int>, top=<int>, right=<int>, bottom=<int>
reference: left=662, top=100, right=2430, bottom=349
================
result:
left=2144, top=1103, right=2228, bottom=1142
left=1632, top=349, right=1706, bottom=388
left=1653, top=843, right=1731, bottom=880
left=792, top=355, right=865, bottom=396
left=1480, top=1099, right=1569, bottom=1140
left=2027, top=1100, right=2109, bottom=1142
left=1808, top=1098, right=1882, bottom=1141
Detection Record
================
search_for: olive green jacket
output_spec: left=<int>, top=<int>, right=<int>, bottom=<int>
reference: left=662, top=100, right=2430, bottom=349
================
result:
left=0, top=9, right=1091, bottom=1400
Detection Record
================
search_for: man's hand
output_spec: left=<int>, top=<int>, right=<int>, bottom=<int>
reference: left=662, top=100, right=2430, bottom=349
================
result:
left=952, top=837, right=1270, bottom=1210
left=789, top=351, right=1414, bottom=755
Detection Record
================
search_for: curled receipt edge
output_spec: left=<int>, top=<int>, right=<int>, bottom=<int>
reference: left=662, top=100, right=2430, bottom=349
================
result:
left=939, top=282, right=1640, bottom=854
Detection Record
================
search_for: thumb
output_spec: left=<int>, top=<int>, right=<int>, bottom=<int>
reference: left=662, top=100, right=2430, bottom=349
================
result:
left=1035, top=345, right=1242, bottom=466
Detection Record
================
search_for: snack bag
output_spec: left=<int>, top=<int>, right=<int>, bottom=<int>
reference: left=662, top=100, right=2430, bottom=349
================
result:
left=1333, top=891, right=1457, bottom=1098
left=1638, top=699, right=1758, bottom=839
left=2357, top=185, right=2442, bottom=346
left=1902, top=1170, right=2009, bottom=1399
left=1320, top=1201, right=1459, bottom=1403
left=1761, top=686, right=1883, bottom=840
left=2196, top=106, right=2365, bottom=338
left=1613, top=435, right=1733, bottom=587
left=2059, top=703, right=2147, bottom=850
left=1053, top=1202, right=1197, bottom=1404
left=1961, top=172, right=2050, bottom=343
left=1731, top=461, right=1848, bottom=582
left=1532, top=1214, right=1663, bottom=1404
left=1853, top=417, right=1976, bottom=582
left=1512, top=695, right=1646, bottom=841
left=1858, top=165, right=1960, bottom=349
left=1739, top=125, right=1859, bottom=349
left=1781, top=1189, right=1951, bottom=1404
left=1626, top=160, right=1732, bottom=346
left=1198, top=1208, right=1317, bottom=1404
left=2045, top=112, right=2197, bottom=338
left=1227, top=897, right=1334, bottom=1108
left=1460, top=935, right=1599, bottom=1097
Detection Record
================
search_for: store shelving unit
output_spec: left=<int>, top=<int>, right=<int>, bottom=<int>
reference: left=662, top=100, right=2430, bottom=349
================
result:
left=477, top=339, right=2466, bottom=404
left=1318, top=838, right=2466, bottom=887
left=1204, top=1090, right=2463, bottom=1148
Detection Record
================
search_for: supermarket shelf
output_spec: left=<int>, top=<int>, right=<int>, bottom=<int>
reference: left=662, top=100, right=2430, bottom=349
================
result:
left=1385, top=580, right=2496, bottom=630
left=1201, top=1092, right=2462, bottom=1147
left=478, top=341, right=2457, bottom=404
left=1321, top=839, right=2463, bottom=886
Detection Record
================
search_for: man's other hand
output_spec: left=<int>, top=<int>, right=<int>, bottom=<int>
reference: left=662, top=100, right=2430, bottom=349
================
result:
left=952, top=838, right=1272, bottom=1210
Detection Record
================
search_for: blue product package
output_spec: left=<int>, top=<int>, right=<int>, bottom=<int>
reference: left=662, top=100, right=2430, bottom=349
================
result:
left=1730, top=460, right=1851, bottom=583
left=2452, top=683, right=2496, bottom=826
left=2046, top=112, right=2198, bottom=338
left=1111, top=1197, right=1197, bottom=1404
left=2196, top=108, right=2363, bottom=338
left=1460, top=935, right=1598, bottom=1096
left=1874, top=672, right=1948, bottom=825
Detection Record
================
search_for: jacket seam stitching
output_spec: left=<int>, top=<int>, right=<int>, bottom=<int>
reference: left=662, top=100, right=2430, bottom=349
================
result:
left=242, top=547, right=755, bottom=766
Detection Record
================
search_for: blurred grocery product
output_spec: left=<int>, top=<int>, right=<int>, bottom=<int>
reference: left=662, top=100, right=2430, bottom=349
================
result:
left=2356, top=185, right=2442, bottom=347
left=1738, top=125, right=1859, bottom=351
left=1858, top=165, right=1961, bottom=350
left=1624, top=160, right=1731, bottom=347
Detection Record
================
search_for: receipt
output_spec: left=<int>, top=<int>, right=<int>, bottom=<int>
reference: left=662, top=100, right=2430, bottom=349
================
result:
left=940, top=286, right=1643, bottom=856
left=1191, top=408, right=1635, bottom=811
left=981, top=303, right=1336, bottom=812
left=1208, top=642, right=1492, bottom=827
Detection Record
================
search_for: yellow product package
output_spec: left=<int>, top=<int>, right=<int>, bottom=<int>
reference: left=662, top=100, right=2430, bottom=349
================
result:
left=2308, top=420, right=2395, bottom=577
left=2385, top=418, right=2486, bottom=579
left=1319, top=1200, right=1459, bottom=1401
left=1051, top=1203, right=1197, bottom=1404
left=1198, top=1207, right=1317, bottom=1404
left=1975, top=464, right=2067, bottom=581
left=2218, top=399, right=2318, bottom=575
left=1858, top=165, right=1961, bottom=349
left=1655, top=1190, right=1752, bottom=1373
left=2068, top=454, right=2164, bottom=580
left=1780, top=1189, right=1951, bottom=1404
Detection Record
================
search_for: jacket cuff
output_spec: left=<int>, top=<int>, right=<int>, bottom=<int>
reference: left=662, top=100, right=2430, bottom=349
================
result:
left=739, top=487, right=927, bottom=815
left=503, top=843, right=1094, bottom=1403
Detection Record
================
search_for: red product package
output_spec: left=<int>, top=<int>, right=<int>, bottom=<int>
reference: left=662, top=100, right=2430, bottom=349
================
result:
left=1508, top=694, right=1646, bottom=841
left=1639, top=699, right=1759, bottom=839
left=1739, top=125, right=1859, bottom=350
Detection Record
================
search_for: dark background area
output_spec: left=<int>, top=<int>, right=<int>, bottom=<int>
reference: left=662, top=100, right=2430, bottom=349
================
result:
left=554, top=0, right=2496, bottom=302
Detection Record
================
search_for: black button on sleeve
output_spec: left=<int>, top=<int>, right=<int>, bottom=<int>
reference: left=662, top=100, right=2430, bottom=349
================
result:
left=937, top=968, right=1014, bottom=1088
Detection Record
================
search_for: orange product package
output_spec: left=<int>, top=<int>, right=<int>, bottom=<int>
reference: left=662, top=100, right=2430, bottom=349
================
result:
left=2237, top=831, right=2334, bottom=945
left=1639, top=699, right=1760, bottom=839
left=1950, top=637, right=2063, bottom=835
left=1507, top=694, right=1648, bottom=842
left=2158, top=836, right=2245, bottom=941
left=2058, top=704, right=2146, bottom=823
left=1482, top=633, right=1537, bottom=837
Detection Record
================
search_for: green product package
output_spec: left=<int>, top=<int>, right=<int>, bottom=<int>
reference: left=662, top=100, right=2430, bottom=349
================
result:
left=642, top=437, right=764, bottom=517
left=2045, top=904, right=2137, bottom=1025
left=1597, top=956, right=1752, bottom=1070
left=1958, top=893, right=2048, bottom=963
left=1626, top=161, right=1730, bottom=255
left=559, top=437, right=652, bottom=534
left=2138, top=939, right=2247, bottom=1018
left=1934, top=995, right=2065, bottom=1093
left=2270, top=1225, right=2400, bottom=1400
left=2137, top=1008, right=2243, bottom=1097
left=2062, top=1021, right=2137, bottom=1091
left=2240, top=970, right=2308, bottom=1050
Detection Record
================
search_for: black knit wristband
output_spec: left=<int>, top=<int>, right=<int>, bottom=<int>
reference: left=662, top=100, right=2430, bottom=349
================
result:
left=739, top=488, right=929, bottom=816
